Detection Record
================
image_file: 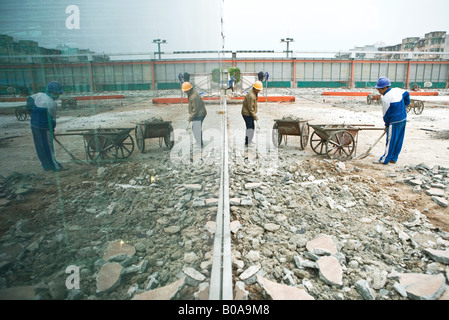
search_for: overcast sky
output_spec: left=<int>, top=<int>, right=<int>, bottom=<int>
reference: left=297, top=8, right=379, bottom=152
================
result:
left=1, top=0, right=449, bottom=56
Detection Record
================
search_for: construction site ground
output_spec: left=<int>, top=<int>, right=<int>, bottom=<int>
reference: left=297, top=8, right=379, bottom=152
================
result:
left=0, top=88, right=448, bottom=300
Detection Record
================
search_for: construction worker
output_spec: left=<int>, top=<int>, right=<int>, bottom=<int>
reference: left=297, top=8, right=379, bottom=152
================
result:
left=374, top=76, right=410, bottom=164
left=225, top=76, right=235, bottom=96
left=182, top=81, right=207, bottom=147
left=241, top=80, right=262, bottom=147
left=27, top=81, right=67, bottom=172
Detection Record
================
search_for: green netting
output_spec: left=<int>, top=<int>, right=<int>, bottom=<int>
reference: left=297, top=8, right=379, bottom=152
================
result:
left=267, top=81, right=291, bottom=88
left=157, top=82, right=180, bottom=90
left=296, top=81, right=348, bottom=88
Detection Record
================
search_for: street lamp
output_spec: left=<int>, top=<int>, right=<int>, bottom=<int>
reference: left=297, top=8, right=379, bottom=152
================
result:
left=153, top=39, right=167, bottom=59
left=281, top=37, right=294, bottom=58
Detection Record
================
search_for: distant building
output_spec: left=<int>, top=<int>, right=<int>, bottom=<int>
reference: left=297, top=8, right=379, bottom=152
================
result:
left=377, top=31, right=447, bottom=59
left=337, top=42, right=385, bottom=59
left=0, top=34, right=109, bottom=64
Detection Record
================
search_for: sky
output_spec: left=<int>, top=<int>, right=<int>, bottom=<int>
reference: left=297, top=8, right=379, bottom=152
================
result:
left=1, top=0, right=449, bottom=57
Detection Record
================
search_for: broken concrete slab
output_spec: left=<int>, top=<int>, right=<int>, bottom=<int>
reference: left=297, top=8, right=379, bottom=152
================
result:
left=239, top=264, right=261, bottom=283
left=399, top=273, right=446, bottom=300
left=256, top=275, right=314, bottom=300
left=423, top=248, right=449, bottom=264
left=132, top=277, right=186, bottom=300
left=425, top=188, right=445, bottom=197
left=431, top=196, right=448, bottom=207
left=317, top=256, right=343, bottom=287
left=306, top=234, right=338, bottom=255
left=96, top=262, right=123, bottom=293
left=102, top=240, right=136, bottom=261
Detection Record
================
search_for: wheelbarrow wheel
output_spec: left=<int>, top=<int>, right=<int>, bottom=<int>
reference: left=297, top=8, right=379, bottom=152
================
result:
left=367, top=94, right=372, bottom=105
left=164, top=124, right=175, bottom=149
left=300, top=123, right=309, bottom=150
left=325, top=130, right=355, bottom=161
left=414, top=101, right=424, bottom=115
left=116, top=134, right=134, bottom=159
left=87, top=135, right=117, bottom=162
left=272, top=123, right=282, bottom=147
left=135, top=125, right=145, bottom=153
left=310, top=131, right=326, bottom=155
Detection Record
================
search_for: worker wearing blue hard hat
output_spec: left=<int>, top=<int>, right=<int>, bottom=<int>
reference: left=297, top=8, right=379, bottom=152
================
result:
left=27, top=81, right=67, bottom=172
left=373, top=76, right=410, bottom=165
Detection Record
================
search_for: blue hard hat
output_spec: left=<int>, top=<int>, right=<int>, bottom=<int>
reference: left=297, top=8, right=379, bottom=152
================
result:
left=46, top=81, right=63, bottom=94
left=375, top=77, right=391, bottom=89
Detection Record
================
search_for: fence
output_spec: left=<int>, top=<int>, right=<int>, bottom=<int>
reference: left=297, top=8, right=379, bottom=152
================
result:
left=1, top=56, right=448, bottom=94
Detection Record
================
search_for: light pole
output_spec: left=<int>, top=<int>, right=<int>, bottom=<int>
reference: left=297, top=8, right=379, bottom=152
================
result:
left=153, top=39, right=167, bottom=59
left=281, top=38, right=294, bottom=58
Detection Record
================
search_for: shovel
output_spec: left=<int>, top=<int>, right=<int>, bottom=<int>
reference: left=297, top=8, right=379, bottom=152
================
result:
left=354, top=131, right=386, bottom=160
left=54, top=136, right=89, bottom=166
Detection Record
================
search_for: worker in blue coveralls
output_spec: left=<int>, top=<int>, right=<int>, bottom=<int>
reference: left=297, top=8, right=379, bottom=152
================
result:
left=225, top=76, right=236, bottom=96
left=27, top=81, right=67, bottom=172
left=374, top=76, right=410, bottom=165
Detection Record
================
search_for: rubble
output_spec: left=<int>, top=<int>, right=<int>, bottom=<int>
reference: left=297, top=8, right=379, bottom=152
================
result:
left=0, top=138, right=448, bottom=300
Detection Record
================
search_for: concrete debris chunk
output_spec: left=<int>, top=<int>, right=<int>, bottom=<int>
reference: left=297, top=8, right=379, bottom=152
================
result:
left=230, top=220, right=242, bottom=233
left=423, top=248, right=449, bottom=264
left=239, top=264, right=261, bottom=282
left=132, top=277, right=186, bottom=300
left=234, top=281, right=249, bottom=300
left=263, top=223, right=280, bottom=232
left=164, top=226, right=181, bottom=234
left=425, top=188, right=445, bottom=197
left=355, top=279, right=376, bottom=300
left=245, top=182, right=262, bottom=190
left=431, top=196, right=448, bottom=207
left=306, top=234, right=338, bottom=255
left=184, top=184, right=202, bottom=191
left=194, top=282, right=209, bottom=300
left=399, top=273, right=446, bottom=300
left=317, top=256, right=343, bottom=287
left=102, top=240, right=136, bottom=261
left=256, top=275, right=314, bottom=300
left=96, top=262, right=123, bottom=293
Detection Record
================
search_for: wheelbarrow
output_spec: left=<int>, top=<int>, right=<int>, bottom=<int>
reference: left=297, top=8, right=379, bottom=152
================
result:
left=56, top=127, right=135, bottom=163
left=309, top=124, right=385, bottom=161
left=272, top=118, right=310, bottom=150
left=15, top=105, right=30, bottom=121
left=406, top=99, right=424, bottom=115
left=134, top=119, right=174, bottom=153
left=367, top=94, right=381, bottom=105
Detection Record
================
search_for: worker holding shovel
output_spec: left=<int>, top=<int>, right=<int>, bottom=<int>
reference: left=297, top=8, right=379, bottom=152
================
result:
left=242, top=81, right=262, bottom=147
left=182, top=81, right=207, bottom=147
left=28, top=81, right=68, bottom=172
left=373, top=76, right=410, bottom=165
